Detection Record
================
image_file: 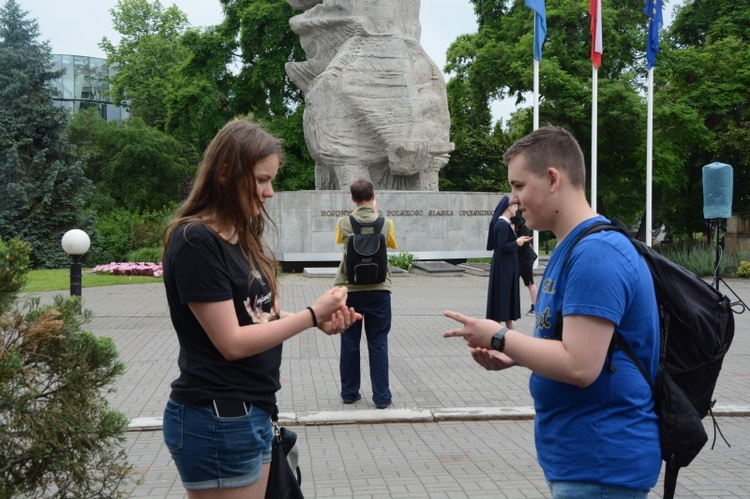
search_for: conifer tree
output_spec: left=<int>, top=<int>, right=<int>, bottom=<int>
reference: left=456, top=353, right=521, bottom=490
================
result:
left=0, top=0, right=91, bottom=267
left=0, top=236, right=136, bottom=497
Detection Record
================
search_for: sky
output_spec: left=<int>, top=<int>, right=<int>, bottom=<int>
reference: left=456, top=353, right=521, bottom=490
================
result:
left=18, top=0, right=478, bottom=76
left=18, top=0, right=681, bottom=123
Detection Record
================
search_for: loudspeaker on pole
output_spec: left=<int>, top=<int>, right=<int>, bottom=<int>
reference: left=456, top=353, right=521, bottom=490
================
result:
left=702, top=162, right=733, bottom=219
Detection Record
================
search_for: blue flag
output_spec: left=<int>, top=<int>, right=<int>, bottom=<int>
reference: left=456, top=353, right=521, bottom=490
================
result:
left=644, top=0, right=663, bottom=69
left=525, top=0, right=547, bottom=62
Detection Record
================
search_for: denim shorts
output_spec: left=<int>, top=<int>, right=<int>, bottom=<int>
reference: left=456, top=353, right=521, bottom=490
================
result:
left=163, top=399, right=273, bottom=491
left=547, top=481, right=650, bottom=498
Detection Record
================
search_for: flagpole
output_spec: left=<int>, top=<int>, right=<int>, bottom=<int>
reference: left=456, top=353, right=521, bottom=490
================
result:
left=526, top=0, right=545, bottom=265
left=533, top=59, right=540, bottom=130
left=591, top=66, right=598, bottom=213
left=646, top=67, right=654, bottom=246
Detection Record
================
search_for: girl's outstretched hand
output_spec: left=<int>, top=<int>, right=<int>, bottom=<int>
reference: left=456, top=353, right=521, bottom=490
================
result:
left=310, top=286, right=349, bottom=320
left=318, top=307, right=362, bottom=335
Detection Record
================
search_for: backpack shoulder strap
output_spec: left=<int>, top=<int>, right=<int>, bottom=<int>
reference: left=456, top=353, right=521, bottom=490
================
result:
left=554, top=221, right=620, bottom=339
left=615, top=335, right=656, bottom=391
left=559, top=220, right=654, bottom=388
left=562, top=220, right=630, bottom=271
left=349, top=215, right=362, bottom=234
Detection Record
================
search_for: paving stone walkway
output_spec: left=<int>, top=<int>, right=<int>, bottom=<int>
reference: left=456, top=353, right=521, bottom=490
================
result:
left=24, top=272, right=750, bottom=497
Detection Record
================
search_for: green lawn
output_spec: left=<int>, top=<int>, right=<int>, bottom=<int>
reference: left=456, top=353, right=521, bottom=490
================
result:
left=21, top=268, right=162, bottom=293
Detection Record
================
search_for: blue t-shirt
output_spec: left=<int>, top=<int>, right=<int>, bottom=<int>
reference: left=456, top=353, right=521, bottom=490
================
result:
left=530, top=217, right=661, bottom=489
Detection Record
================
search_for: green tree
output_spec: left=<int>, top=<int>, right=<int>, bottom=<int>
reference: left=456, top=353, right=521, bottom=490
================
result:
left=443, top=0, right=650, bottom=223
left=220, top=0, right=306, bottom=121
left=68, top=109, right=196, bottom=213
left=100, top=0, right=191, bottom=129
left=218, top=0, right=315, bottom=189
left=0, top=0, right=91, bottom=268
left=0, top=237, right=136, bottom=497
left=110, top=0, right=316, bottom=189
left=441, top=30, right=512, bottom=192
left=444, top=0, right=750, bottom=239
left=164, top=26, right=234, bottom=152
left=657, top=0, right=750, bottom=238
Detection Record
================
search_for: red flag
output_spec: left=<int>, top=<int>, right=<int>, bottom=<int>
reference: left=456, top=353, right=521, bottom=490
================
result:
left=589, top=0, right=602, bottom=69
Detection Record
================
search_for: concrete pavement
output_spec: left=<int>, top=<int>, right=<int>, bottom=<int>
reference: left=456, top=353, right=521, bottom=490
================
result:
left=24, top=271, right=750, bottom=497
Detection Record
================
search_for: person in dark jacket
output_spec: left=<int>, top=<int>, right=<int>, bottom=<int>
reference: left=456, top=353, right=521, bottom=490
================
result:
left=486, top=195, right=532, bottom=329
left=512, top=211, right=538, bottom=316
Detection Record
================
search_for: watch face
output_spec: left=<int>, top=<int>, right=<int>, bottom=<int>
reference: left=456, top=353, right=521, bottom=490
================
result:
left=492, top=332, right=504, bottom=351
left=492, top=328, right=508, bottom=351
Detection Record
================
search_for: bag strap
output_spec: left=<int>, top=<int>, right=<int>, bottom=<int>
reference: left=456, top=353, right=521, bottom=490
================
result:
left=271, top=404, right=281, bottom=440
left=560, top=220, right=654, bottom=389
left=614, top=335, right=656, bottom=392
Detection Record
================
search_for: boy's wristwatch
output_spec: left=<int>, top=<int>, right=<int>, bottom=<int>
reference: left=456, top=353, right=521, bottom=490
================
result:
left=491, top=327, right=509, bottom=352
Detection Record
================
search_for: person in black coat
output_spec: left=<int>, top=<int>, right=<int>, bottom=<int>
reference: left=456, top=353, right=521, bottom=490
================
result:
left=512, top=211, right=538, bottom=316
left=486, top=195, right=532, bottom=329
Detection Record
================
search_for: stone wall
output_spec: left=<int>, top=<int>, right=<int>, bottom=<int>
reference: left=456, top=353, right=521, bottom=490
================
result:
left=264, top=191, right=502, bottom=262
left=726, top=214, right=750, bottom=254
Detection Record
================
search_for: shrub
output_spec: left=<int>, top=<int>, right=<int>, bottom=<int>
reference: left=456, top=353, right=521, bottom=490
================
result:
left=737, top=261, right=750, bottom=279
left=87, top=206, right=173, bottom=265
left=656, top=242, right=750, bottom=277
left=126, top=246, right=162, bottom=263
left=388, top=251, right=417, bottom=271
left=0, top=238, right=31, bottom=310
left=0, top=237, right=137, bottom=496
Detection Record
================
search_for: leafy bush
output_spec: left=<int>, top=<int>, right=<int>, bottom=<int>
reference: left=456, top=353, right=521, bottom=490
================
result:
left=388, top=251, right=417, bottom=271
left=87, top=206, right=173, bottom=265
left=126, top=246, right=162, bottom=263
left=656, top=242, right=750, bottom=277
left=0, top=238, right=31, bottom=310
left=737, top=261, right=750, bottom=278
left=657, top=242, right=721, bottom=277
left=0, top=238, right=136, bottom=496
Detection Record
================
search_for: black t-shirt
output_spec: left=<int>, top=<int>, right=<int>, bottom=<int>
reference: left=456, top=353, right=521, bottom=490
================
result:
left=163, top=223, right=282, bottom=411
left=514, top=220, right=537, bottom=262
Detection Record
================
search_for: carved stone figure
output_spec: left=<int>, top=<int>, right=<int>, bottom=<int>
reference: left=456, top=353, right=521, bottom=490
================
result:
left=285, top=0, right=454, bottom=191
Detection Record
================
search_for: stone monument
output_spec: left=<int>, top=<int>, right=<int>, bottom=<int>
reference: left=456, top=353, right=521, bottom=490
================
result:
left=285, top=0, right=454, bottom=191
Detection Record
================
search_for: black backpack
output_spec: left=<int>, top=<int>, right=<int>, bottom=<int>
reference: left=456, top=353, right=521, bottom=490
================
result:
left=562, top=219, right=735, bottom=499
left=345, top=216, right=388, bottom=285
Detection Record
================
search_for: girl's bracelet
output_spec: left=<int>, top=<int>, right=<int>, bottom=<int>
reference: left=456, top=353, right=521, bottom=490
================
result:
left=306, top=306, right=318, bottom=328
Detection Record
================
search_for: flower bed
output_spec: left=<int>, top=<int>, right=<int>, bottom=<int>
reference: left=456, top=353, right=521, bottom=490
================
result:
left=92, top=262, right=163, bottom=278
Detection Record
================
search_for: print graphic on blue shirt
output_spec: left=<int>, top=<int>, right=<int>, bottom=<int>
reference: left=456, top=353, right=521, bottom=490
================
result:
left=541, top=277, right=556, bottom=294
left=535, top=306, right=554, bottom=338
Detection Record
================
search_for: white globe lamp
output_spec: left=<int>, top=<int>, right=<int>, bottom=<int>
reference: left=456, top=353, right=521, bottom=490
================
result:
left=61, top=229, right=91, bottom=297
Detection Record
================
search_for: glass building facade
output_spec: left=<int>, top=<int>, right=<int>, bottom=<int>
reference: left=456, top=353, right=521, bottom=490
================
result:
left=50, top=54, right=129, bottom=122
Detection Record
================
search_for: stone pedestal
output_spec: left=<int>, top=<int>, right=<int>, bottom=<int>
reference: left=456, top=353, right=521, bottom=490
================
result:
left=263, top=190, right=502, bottom=262
left=725, top=214, right=750, bottom=254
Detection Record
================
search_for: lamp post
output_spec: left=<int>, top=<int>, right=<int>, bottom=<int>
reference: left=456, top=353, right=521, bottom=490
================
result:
left=61, top=229, right=91, bottom=298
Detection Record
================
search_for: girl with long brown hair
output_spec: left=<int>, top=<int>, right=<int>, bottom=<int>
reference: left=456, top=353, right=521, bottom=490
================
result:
left=161, top=119, right=359, bottom=498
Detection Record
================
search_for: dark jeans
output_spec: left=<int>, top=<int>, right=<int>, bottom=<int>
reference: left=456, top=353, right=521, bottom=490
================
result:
left=340, top=290, right=392, bottom=405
